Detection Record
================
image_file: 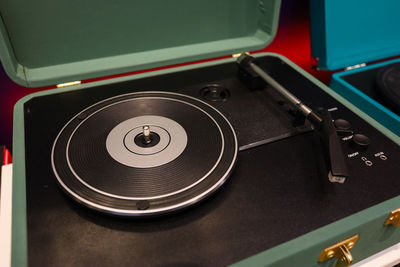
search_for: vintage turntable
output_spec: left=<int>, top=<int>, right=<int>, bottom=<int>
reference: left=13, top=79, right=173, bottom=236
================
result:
left=2, top=0, right=400, bottom=266
left=6, top=53, right=400, bottom=266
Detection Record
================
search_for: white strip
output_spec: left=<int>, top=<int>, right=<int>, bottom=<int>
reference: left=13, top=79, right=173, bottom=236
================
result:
left=0, top=164, right=13, bottom=267
left=353, top=242, right=400, bottom=267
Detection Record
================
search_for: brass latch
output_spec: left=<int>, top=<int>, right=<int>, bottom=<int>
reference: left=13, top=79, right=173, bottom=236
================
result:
left=56, top=81, right=81, bottom=88
left=232, top=52, right=249, bottom=58
left=318, top=234, right=359, bottom=267
left=384, top=208, right=400, bottom=226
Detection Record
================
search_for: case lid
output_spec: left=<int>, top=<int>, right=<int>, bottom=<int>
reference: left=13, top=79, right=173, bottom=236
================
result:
left=0, top=0, right=281, bottom=88
left=310, top=0, right=400, bottom=70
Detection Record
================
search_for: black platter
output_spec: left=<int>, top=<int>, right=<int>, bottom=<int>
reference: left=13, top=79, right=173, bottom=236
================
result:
left=52, top=91, right=237, bottom=216
left=23, top=55, right=400, bottom=266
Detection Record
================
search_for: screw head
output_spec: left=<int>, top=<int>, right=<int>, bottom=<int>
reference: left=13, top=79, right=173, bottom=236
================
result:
left=347, top=242, right=354, bottom=248
left=327, top=251, right=335, bottom=258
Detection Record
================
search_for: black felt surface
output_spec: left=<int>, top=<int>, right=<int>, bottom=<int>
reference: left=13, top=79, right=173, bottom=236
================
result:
left=23, top=56, right=400, bottom=266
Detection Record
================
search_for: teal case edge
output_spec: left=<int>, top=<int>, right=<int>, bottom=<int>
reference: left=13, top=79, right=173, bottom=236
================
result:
left=0, top=0, right=281, bottom=88
left=330, top=58, right=400, bottom=138
left=0, top=15, right=28, bottom=87
left=11, top=52, right=400, bottom=266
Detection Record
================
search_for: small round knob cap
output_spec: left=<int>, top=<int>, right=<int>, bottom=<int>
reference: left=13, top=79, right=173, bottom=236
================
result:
left=334, top=119, right=351, bottom=130
left=351, top=133, right=370, bottom=149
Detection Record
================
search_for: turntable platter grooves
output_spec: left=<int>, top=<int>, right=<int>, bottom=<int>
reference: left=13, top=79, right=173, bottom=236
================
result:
left=51, top=91, right=238, bottom=216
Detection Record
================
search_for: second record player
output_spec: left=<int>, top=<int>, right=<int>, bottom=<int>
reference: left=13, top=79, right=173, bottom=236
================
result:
left=310, top=0, right=400, bottom=139
left=1, top=0, right=400, bottom=266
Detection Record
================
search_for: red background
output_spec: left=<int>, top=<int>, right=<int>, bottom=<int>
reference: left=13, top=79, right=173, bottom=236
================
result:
left=0, top=0, right=333, bottom=151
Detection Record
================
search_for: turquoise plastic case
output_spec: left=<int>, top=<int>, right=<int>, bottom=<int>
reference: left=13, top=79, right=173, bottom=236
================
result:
left=310, top=0, right=400, bottom=71
left=310, top=0, right=400, bottom=137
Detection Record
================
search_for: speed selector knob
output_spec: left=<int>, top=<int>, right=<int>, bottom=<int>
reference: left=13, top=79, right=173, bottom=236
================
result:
left=333, top=119, right=351, bottom=130
left=351, top=134, right=370, bottom=149
left=333, top=118, right=353, bottom=136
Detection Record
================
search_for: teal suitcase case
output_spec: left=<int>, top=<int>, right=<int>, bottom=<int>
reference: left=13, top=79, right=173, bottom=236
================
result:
left=1, top=0, right=400, bottom=266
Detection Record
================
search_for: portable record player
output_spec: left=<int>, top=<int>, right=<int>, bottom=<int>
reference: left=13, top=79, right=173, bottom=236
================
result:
left=2, top=1, right=400, bottom=266
left=310, top=0, right=400, bottom=139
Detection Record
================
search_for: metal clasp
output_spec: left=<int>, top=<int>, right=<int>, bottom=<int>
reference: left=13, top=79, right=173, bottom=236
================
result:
left=318, top=234, right=359, bottom=267
left=232, top=52, right=249, bottom=58
left=384, top=208, right=400, bottom=226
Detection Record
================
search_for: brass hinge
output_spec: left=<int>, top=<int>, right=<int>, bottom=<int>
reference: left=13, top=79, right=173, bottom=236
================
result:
left=345, top=63, right=366, bottom=71
left=56, top=81, right=81, bottom=88
left=384, top=208, right=400, bottom=226
left=318, top=234, right=359, bottom=267
left=232, top=52, right=250, bottom=58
